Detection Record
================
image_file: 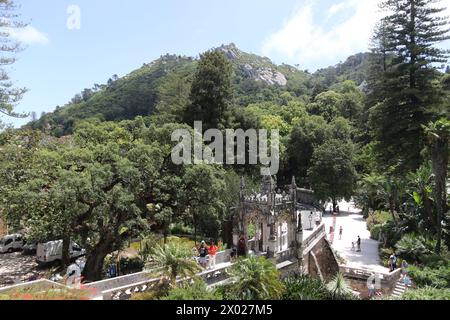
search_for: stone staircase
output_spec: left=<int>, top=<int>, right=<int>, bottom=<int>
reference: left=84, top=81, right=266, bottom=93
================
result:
left=391, top=279, right=407, bottom=298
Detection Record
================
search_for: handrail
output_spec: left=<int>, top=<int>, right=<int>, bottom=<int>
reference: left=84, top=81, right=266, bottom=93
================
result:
left=339, top=265, right=403, bottom=283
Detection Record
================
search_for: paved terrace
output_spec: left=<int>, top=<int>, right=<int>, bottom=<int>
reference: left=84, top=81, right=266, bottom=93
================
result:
left=322, top=200, right=389, bottom=274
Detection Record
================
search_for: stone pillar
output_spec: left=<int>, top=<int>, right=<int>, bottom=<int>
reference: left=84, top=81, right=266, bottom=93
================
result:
left=296, top=217, right=304, bottom=271
left=267, top=220, right=277, bottom=258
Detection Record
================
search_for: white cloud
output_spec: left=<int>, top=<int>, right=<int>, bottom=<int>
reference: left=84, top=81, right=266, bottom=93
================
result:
left=327, top=2, right=347, bottom=18
left=261, top=0, right=385, bottom=70
left=8, top=25, right=49, bottom=45
left=263, top=0, right=450, bottom=70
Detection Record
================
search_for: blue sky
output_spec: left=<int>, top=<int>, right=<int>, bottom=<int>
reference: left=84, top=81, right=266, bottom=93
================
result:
left=3, top=0, right=450, bottom=127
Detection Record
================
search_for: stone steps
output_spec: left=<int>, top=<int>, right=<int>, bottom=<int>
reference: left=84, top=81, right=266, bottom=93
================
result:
left=391, top=280, right=407, bottom=297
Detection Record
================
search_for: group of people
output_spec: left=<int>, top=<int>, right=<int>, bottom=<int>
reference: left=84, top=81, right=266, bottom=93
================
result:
left=192, top=240, right=218, bottom=269
left=329, top=205, right=340, bottom=215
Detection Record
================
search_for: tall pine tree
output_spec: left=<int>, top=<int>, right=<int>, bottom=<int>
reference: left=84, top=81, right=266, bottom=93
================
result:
left=0, top=0, right=27, bottom=120
left=183, top=51, right=233, bottom=131
left=369, top=0, right=450, bottom=173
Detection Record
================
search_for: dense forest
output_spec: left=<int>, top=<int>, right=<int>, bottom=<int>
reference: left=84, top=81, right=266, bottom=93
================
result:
left=0, top=0, right=449, bottom=300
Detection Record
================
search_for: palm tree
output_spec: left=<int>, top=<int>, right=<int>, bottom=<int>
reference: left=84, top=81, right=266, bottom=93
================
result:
left=423, top=118, right=450, bottom=254
left=326, top=273, right=354, bottom=300
left=356, top=173, right=385, bottom=214
left=151, top=243, right=201, bottom=287
left=228, top=256, right=284, bottom=300
left=377, top=177, right=406, bottom=224
left=407, top=164, right=435, bottom=234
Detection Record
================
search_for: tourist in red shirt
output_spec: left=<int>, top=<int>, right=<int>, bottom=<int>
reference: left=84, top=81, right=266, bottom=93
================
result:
left=208, top=241, right=218, bottom=269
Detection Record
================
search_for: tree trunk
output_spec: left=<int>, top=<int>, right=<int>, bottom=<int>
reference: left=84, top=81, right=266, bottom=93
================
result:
left=332, top=198, right=337, bottom=212
left=61, top=235, right=71, bottom=269
left=82, top=238, right=113, bottom=282
left=193, top=212, right=197, bottom=245
left=221, top=219, right=233, bottom=248
left=389, top=198, right=398, bottom=225
left=422, top=190, right=435, bottom=230
left=432, top=138, right=448, bottom=254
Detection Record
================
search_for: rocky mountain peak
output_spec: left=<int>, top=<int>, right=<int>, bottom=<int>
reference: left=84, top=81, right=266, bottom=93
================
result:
left=216, top=43, right=287, bottom=86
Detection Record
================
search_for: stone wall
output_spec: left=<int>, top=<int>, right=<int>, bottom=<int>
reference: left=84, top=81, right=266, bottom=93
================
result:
left=305, top=238, right=339, bottom=282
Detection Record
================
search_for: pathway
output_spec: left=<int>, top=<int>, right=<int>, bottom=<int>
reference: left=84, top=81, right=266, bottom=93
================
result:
left=322, top=200, right=389, bottom=274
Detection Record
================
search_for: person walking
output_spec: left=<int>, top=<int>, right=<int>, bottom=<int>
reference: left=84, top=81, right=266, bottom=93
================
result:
left=238, top=236, right=246, bottom=257
left=356, top=236, right=361, bottom=252
left=191, top=245, right=198, bottom=259
left=389, top=253, right=397, bottom=272
left=368, top=280, right=376, bottom=299
left=208, top=241, right=218, bottom=269
left=198, top=241, right=209, bottom=268
left=339, top=226, right=343, bottom=240
left=401, top=260, right=409, bottom=279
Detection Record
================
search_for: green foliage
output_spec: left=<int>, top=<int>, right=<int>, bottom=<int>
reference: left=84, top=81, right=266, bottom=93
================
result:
left=151, top=243, right=201, bottom=286
left=326, top=273, right=356, bottom=300
left=395, top=234, right=436, bottom=263
left=367, top=211, right=392, bottom=231
left=408, top=264, right=450, bottom=289
left=118, top=257, right=144, bottom=275
left=370, top=224, right=382, bottom=241
left=282, top=274, right=332, bottom=300
left=228, top=257, right=284, bottom=300
left=161, top=280, right=222, bottom=300
left=0, top=287, right=92, bottom=300
left=368, top=0, right=450, bottom=173
left=183, top=50, right=233, bottom=131
left=308, top=139, right=357, bottom=202
left=0, top=0, right=27, bottom=122
left=287, top=115, right=329, bottom=185
left=400, top=287, right=450, bottom=300
left=170, top=223, right=194, bottom=236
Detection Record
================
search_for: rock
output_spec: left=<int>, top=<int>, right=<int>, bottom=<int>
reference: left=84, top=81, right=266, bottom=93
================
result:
left=217, top=43, right=288, bottom=86
left=239, top=64, right=287, bottom=86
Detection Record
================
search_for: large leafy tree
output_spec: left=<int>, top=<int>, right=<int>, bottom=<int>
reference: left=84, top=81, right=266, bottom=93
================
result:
left=308, top=139, right=357, bottom=210
left=287, top=115, right=330, bottom=186
left=369, top=0, right=450, bottom=173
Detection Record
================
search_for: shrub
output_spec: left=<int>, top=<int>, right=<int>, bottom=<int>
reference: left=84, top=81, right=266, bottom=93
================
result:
left=400, top=287, right=450, bottom=300
left=228, top=257, right=284, bottom=300
left=161, top=280, right=222, bottom=300
left=326, top=273, right=357, bottom=300
left=0, top=287, right=91, bottom=300
left=379, top=221, right=403, bottom=248
left=395, top=234, right=436, bottom=263
left=119, top=257, right=144, bottom=274
left=170, top=223, right=194, bottom=235
left=370, top=224, right=382, bottom=241
left=282, top=274, right=331, bottom=300
left=367, top=211, right=392, bottom=231
left=407, top=265, right=450, bottom=289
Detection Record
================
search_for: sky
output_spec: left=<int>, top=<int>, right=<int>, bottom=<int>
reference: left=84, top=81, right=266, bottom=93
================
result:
left=3, top=0, right=450, bottom=127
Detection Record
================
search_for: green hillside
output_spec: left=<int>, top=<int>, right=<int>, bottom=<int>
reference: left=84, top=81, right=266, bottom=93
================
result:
left=27, top=44, right=371, bottom=137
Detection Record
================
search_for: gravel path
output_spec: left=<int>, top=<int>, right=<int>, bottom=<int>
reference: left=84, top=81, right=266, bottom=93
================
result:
left=0, top=252, right=50, bottom=287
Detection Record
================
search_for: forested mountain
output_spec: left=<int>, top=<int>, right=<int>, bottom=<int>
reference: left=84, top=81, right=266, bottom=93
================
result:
left=27, top=44, right=372, bottom=137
